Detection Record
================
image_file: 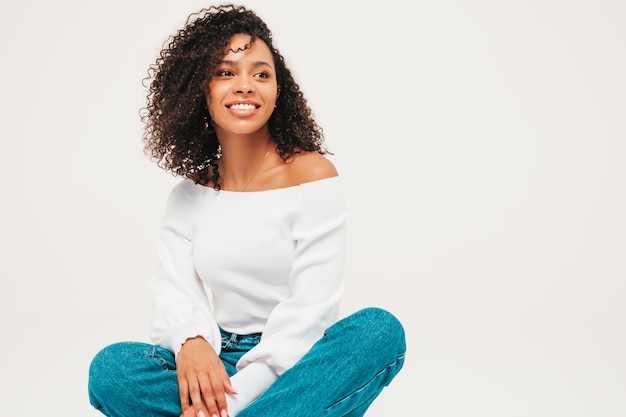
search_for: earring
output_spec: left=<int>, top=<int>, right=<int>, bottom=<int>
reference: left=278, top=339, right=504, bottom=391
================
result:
left=204, top=115, right=215, bottom=134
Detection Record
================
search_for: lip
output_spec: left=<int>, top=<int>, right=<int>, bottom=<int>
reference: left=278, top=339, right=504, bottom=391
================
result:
left=225, top=100, right=261, bottom=117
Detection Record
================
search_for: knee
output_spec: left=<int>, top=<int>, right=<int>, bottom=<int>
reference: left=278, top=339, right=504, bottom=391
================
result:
left=89, top=342, right=128, bottom=378
left=88, top=342, right=147, bottom=403
left=88, top=343, right=124, bottom=400
left=352, top=307, right=406, bottom=354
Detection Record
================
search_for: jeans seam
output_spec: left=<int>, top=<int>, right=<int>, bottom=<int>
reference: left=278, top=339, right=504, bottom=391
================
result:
left=145, top=346, right=175, bottom=372
left=326, top=352, right=406, bottom=410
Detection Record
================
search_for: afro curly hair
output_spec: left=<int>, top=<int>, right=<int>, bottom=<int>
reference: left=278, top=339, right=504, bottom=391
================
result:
left=141, top=4, right=326, bottom=189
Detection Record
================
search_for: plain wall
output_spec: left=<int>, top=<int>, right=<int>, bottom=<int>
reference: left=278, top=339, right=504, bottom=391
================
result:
left=1, top=1, right=624, bottom=416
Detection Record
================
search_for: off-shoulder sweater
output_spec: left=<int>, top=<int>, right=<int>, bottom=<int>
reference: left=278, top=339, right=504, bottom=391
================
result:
left=149, top=176, right=346, bottom=415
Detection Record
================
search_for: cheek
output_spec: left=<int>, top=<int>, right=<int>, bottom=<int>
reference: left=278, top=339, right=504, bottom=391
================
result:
left=264, top=86, right=279, bottom=105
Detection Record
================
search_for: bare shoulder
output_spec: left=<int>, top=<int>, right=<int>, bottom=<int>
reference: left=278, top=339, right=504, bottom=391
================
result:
left=286, top=151, right=338, bottom=186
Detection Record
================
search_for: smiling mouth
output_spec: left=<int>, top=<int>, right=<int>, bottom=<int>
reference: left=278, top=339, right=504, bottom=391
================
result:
left=227, top=103, right=260, bottom=110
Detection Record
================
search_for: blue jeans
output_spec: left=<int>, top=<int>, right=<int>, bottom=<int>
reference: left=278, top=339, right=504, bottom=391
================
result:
left=88, top=308, right=406, bottom=417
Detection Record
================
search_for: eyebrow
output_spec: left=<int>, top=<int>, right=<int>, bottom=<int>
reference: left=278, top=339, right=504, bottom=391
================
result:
left=218, top=60, right=274, bottom=69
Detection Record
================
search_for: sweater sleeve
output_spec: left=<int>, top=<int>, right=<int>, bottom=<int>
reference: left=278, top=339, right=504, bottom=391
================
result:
left=149, top=180, right=221, bottom=356
left=226, top=177, right=347, bottom=415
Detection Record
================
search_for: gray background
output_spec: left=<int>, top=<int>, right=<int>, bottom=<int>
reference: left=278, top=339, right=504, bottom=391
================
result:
left=1, top=1, right=624, bottom=416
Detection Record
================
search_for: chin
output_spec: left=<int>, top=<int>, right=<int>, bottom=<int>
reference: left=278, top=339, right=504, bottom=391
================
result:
left=231, top=123, right=271, bottom=136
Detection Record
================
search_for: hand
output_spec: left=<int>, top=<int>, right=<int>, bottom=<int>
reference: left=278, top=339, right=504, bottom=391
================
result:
left=177, top=336, right=237, bottom=417
left=180, top=407, right=230, bottom=417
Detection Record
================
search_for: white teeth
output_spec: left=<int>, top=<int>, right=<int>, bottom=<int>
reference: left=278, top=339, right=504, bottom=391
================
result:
left=230, top=103, right=256, bottom=110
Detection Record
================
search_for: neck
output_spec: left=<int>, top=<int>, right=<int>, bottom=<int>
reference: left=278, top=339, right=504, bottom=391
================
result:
left=217, top=130, right=274, bottom=190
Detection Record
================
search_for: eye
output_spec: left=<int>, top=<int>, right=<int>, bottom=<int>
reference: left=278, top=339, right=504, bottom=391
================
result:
left=215, top=69, right=234, bottom=77
left=254, top=71, right=271, bottom=79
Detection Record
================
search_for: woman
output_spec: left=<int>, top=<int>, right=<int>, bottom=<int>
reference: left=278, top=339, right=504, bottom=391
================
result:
left=88, top=4, right=406, bottom=417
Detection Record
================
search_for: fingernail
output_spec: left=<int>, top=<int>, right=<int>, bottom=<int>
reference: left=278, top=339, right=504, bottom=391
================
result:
left=198, top=412, right=206, bottom=417
left=221, top=410, right=228, bottom=417
left=212, top=414, right=218, bottom=417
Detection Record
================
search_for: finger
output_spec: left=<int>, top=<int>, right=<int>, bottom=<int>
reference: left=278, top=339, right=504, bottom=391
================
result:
left=199, top=379, right=219, bottom=417
left=180, top=406, right=196, bottom=417
left=191, top=396, right=210, bottom=417
left=222, top=379, right=237, bottom=395
left=187, top=377, right=209, bottom=417
left=193, top=406, right=208, bottom=417
left=177, top=375, right=191, bottom=411
left=205, top=368, right=228, bottom=417
left=221, top=367, right=237, bottom=395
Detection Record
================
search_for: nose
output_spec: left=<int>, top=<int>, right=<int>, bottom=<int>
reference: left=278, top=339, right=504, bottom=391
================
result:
left=235, top=77, right=254, bottom=94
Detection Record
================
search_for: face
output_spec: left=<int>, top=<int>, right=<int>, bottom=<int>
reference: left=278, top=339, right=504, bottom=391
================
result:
left=206, top=33, right=278, bottom=136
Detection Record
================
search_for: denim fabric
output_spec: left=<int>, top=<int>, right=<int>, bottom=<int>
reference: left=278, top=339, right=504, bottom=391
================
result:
left=88, top=308, right=406, bottom=417
left=219, top=328, right=263, bottom=378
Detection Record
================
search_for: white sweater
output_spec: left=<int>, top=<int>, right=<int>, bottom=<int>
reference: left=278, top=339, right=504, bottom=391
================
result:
left=149, top=176, right=347, bottom=414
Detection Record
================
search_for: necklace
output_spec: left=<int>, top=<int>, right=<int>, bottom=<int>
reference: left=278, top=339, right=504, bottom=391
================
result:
left=239, top=146, right=272, bottom=192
